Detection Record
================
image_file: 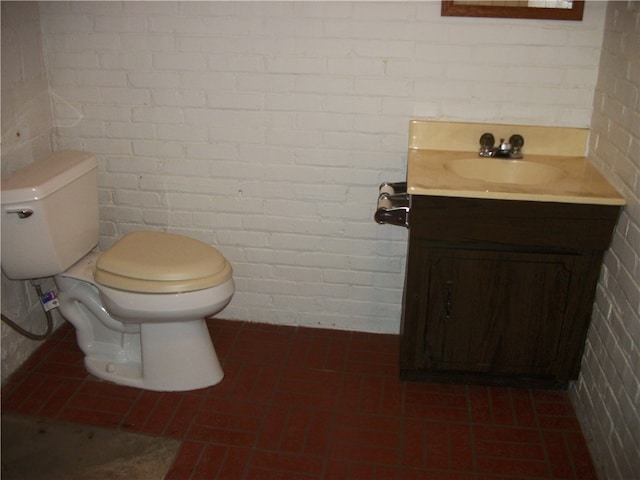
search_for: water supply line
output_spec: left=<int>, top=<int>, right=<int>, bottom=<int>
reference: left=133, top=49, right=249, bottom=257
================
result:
left=0, top=280, right=54, bottom=341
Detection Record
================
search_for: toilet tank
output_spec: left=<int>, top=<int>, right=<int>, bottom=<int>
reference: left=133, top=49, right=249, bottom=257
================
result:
left=1, top=151, right=99, bottom=280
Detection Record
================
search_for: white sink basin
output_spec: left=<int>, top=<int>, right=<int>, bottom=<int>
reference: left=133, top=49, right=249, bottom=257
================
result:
left=446, top=158, right=565, bottom=185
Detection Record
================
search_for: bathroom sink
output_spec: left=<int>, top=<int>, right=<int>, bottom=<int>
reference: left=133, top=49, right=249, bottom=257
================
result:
left=405, top=122, right=625, bottom=205
left=446, top=158, right=565, bottom=185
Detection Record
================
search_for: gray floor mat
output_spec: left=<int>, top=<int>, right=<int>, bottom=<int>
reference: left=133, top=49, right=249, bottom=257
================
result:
left=1, top=413, right=181, bottom=480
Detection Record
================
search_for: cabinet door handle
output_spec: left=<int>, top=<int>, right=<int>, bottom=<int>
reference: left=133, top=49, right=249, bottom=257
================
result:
left=445, top=280, right=454, bottom=321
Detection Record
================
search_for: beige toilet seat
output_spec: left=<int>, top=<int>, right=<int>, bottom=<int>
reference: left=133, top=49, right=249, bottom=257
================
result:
left=94, top=231, right=232, bottom=293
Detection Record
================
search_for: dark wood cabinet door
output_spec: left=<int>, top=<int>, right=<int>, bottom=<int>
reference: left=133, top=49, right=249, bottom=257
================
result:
left=399, top=196, right=620, bottom=387
left=409, top=245, right=574, bottom=377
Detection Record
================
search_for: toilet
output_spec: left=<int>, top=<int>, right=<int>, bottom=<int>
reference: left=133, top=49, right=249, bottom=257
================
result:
left=1, top=151, right=234, bottom=391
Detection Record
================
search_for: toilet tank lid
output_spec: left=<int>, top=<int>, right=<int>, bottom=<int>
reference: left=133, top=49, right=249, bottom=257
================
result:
left=1, top=150, right=97, bottom=204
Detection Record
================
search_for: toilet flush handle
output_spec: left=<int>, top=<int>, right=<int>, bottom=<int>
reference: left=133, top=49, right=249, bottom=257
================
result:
left=6, top=208, right=33, bottom=219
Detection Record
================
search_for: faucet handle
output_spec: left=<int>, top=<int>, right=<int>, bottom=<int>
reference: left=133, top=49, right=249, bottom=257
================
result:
left=509, top=134, right=524, bottom=158
left=479, top=133, right=495, bottom=157
left=509, top=134, right=524, bottom=149
left=479, top=133, right=495, bottom=148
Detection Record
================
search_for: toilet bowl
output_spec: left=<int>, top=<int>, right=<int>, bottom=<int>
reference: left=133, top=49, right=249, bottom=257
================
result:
left=1, top=151, right=235, bottom=391
left=56, top=232, right=234, bottom=391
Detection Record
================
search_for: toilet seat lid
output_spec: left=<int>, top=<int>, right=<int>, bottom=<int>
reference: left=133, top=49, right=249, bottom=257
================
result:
left=95, top=231, right=232, bottom=293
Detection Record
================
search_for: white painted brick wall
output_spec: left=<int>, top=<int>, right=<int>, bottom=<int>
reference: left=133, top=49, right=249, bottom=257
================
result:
left=1, top=2, right=61, bottom=383
left=37, top=1, right=610, bottom=334
left=4, top=6, right=636, bottom=478
left=570, top=3, right=640, bottom=479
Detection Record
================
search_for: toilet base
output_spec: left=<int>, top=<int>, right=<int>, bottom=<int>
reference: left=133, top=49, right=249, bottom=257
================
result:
left=84, top=319, right=224, bottom=392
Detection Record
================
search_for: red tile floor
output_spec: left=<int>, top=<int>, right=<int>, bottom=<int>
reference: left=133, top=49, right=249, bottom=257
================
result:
left=2, top=319, right=598, bottom=480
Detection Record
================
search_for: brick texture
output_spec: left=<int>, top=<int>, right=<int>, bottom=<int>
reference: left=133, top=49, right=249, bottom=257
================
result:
left=2, top=3, right=637, bottom=478
left=569, top=2, right=640, bottom=480
left=36, top=1, right=607, bottom=333
left=1, top=320, right=599, bottom=480
left=0, top=1, right=60, bottom=382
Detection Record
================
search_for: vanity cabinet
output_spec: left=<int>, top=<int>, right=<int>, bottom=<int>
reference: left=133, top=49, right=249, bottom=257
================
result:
left=400, top=195, right=621, bottom=388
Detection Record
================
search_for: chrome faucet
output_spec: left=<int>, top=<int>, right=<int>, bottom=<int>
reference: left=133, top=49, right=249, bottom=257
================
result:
left=479, top=133, right=524, bottom=159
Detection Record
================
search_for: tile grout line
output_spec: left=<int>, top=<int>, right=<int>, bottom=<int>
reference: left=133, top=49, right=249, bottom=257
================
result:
left=216, top=319, right=252, bottom=480
left=465, top=384, right=481, bottom=480
left=240, top=320, right=295, bottom=480
left=118, top=386, right=146, bottom=431
left=531, top=388, right=561, bottom=480
left=321, top=329, right=353, bottom=479
left=50, top=335, right=92, bottom=423
left=2, top=321, right=599, bottom=479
